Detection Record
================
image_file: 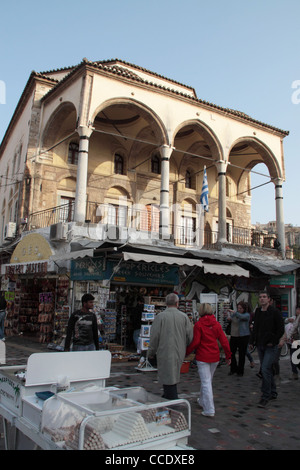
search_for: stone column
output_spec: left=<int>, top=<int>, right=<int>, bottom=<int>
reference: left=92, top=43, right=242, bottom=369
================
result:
left=159, top=145, right=173, bottom=239
left=275, top=177, right=286, bottom=257
left=216, top=160, right=227, bottom=244
left=74, top=126, right=93, bottom=223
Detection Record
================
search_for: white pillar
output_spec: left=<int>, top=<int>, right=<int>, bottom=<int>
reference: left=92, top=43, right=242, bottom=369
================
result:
left=275, top=178, right=286, bottom=257
left=216, top=160, right=227, bottom=243
left=74, top=126, right=93, bottom=223
left=159, top=145, right=173, bottom=239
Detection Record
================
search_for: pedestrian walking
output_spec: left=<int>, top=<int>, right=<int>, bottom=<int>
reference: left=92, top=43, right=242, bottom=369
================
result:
left=186, top=303, right=231, bottom=417
left=250, top=291, right=284, bottom=408
left=227, top=301, right=250, bottom=376
left=148, top=293, right=193, bottom=400
left=64, top=293, right=99, bottom=352
left=289, top=307, right=300, bottom=378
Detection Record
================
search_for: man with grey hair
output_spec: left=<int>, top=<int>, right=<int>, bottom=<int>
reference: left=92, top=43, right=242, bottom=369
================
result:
left=148, top=293, right=193, bottom=399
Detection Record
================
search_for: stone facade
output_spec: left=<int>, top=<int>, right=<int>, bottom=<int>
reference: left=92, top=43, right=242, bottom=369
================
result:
left=0, top=59, right=289, bottom=254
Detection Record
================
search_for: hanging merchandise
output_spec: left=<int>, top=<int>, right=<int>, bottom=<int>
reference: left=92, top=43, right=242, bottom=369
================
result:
left=217, top=299, right=231, bottom=333
left=49, top=277, right=70, bottom=350
left=4, top=291, right=16, bottom=337
left=103, top=295, right=117, bottom=343
left=38, top=291, right=54, bottom=343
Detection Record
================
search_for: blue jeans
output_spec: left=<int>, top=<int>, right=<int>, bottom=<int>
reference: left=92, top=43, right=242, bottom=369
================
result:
left=72, top=344, right=96, bottom=351
left=0, top=311, right=5, bottom=340
left=257, top=345, right=278, bottom=400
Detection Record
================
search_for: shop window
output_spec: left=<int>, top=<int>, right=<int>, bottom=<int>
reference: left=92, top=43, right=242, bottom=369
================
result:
left=68, top=142, right=79, bottom=165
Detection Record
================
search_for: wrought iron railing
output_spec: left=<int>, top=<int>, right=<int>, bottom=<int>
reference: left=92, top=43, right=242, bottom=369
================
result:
left=27, top=202, right=75, bottom=229
left=25, top=201, right=278, bottom=251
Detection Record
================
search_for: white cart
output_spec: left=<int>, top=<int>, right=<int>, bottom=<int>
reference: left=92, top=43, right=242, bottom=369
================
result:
left=0, top=351, right=193, bottom=450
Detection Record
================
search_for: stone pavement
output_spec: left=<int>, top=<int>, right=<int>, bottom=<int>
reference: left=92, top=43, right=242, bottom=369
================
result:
left=1, top=336, right=300, bottom=451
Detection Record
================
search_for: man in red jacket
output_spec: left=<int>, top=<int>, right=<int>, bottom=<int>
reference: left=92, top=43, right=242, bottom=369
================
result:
left=186, top=303, right=231, bottom=417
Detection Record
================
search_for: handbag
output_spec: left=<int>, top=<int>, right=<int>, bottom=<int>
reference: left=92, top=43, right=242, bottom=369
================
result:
left=225, top=322, right=231, bottom=336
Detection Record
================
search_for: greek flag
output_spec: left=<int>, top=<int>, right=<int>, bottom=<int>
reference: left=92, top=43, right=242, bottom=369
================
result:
left=200, top=166, right=209, bottom=212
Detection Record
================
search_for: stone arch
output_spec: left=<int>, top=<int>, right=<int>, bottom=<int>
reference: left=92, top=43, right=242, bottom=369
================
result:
left=57, top=176, right=77, bottom=192
left=41, top=102, right=78, bottom=149
left=229, top=137, right=282, bottom=205
left=91, top=97, right=168, bottom=146
left=104, top=185, right=132, bottom=203
left=172, top=119, right=223, bottom=162
left=229, top=136, right=282, bottom=179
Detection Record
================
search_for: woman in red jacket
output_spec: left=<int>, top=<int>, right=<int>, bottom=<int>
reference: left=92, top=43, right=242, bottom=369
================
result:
left=186, top=303, right=231, bottom=417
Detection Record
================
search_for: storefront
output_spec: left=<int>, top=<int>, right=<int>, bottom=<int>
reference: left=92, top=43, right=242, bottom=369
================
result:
left=70, top=254, right=180, bottom=350
left=1, top=233, right=70, bottom=344
left=269, top=272, right=296, bottom=318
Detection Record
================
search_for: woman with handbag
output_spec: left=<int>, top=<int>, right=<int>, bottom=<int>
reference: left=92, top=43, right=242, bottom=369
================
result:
left=186, top=303, right=231, bottom=417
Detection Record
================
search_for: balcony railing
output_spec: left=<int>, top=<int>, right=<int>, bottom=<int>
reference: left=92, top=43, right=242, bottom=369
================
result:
left=27, top=202, right=75, bottom=229
left=25, top=201, right=278, bottom=250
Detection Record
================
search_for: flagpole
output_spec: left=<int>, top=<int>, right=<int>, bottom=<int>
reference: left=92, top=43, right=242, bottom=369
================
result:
left=199, top=165, right=209, bottom=248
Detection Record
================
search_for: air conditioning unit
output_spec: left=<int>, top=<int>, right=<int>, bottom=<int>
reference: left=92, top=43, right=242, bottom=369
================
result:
left=4, top=222, right=16, bottom=240
left=105, top=224, right=120, bottom=241
left=50, top=222, right=68, bottom=241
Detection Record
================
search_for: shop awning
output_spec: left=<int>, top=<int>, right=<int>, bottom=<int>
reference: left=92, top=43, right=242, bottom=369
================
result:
left=50, top=249, right=94, bottom=262
left=123, top=252, right=249, bottom=277
left=203, top=262, right=249, bottom=277
left=123, top=251, right=203, bottom=267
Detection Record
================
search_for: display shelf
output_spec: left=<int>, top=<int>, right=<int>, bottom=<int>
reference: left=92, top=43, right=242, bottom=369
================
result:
left=42, top=387, right=190, bottom=450
left=217, top=300, right=231, bottom=332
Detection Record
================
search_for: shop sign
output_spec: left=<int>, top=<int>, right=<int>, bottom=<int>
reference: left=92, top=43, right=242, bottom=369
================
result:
left=5, top=261, right=48, bottom=279
left=71, top=257, right=106, bottom=280
left=4, top=291, right=15, bottom=301
left=111, top=260, right=178, bottom=286
left=269, top=273, right=295, bottom=288
left=71, top=257, right=179, bottom=285
left=10, top=233, right=52, bottom=263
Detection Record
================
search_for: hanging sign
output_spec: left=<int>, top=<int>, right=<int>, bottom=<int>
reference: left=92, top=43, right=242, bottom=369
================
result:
left=71, top=256, right=179, bottom=285
left=269, top=273, right=295, bottom=288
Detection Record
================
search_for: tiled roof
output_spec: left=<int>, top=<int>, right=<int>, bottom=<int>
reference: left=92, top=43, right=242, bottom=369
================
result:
left=40, top=58, right=196, bottom=94
left=39, top=58, right=289, bottom=136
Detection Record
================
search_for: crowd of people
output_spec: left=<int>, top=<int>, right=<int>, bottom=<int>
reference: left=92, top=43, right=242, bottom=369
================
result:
left=1, top=289, right=299, bottom=419
left=148, top=291, right=300, bottom=417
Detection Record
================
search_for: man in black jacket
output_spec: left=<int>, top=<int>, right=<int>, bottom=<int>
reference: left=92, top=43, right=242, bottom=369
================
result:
left=64, top=294, right=99, bottom=352
left=251, top=291, right=284, bottom=408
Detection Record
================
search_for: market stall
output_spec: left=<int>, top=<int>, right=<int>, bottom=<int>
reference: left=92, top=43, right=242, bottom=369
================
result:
left=0, top=351, right=193, bottom=450
left=70, top=254, right=179, bottom=354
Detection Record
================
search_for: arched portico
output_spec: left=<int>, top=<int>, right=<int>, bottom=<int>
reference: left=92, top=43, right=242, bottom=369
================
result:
left=228, top=137, right=285, bottom=255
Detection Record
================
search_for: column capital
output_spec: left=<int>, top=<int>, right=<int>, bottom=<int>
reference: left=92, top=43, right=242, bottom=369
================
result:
left=274, top=177, right=283, bottom=186
left=215, top=160, right=228, bottom=174
left=76, top=125, right=94, bottom=139
left=159, top=144, right=175, bottom=160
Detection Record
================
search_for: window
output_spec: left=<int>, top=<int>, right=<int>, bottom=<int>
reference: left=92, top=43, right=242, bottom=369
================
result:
left=151, top=154, right=161, bottom=174
left=68, top=142, right=79, bottom=165
left=180, top=216, right=196, bottom=245
left=107, top=204, right=127, bottom=227
left=59, top=196, right=75, bottom=222
left=140, top=204, right=159, bottom=232
left=185, top=170, right=192, bottom=189
left=114, top=154, right=124, bottom=175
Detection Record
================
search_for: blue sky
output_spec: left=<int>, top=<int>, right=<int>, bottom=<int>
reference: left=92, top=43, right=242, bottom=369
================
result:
left=0, top=0, right=299, bottom=226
